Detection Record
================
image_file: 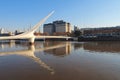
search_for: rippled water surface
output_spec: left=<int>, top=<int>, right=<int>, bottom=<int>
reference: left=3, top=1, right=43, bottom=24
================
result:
left=0, top=41, right=120, bottom=80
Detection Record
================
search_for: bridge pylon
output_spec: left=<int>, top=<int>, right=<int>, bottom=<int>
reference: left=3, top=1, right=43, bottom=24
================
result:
left=0, top=11, right=54, bottom=45
left=29, top=37, right=35, bottom=45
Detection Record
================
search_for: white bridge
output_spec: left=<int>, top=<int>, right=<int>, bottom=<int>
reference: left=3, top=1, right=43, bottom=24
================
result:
left=0, top=11, right=72, bottom=44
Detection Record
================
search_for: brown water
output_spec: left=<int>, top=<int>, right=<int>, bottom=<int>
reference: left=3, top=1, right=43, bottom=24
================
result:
left=0, top=41, right=120, bottom=80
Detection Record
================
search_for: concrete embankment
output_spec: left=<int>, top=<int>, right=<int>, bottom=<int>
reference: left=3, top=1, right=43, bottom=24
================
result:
left=78, top=36, right=120, bottom=41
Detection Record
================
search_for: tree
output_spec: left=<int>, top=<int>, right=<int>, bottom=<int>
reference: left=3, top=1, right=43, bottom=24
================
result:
left=74, top=30, right=81, bottom=37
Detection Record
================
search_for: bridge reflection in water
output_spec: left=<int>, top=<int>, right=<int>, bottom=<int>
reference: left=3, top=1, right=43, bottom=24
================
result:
left=1, top=41, right=120, bottom=80
left=0, top=41, right=72, bottom=75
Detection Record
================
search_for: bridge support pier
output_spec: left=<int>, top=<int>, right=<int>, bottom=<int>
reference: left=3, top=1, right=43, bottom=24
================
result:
left=29, top=37, right=35, bottom=45
left=66, top=38, right=68, bottom=41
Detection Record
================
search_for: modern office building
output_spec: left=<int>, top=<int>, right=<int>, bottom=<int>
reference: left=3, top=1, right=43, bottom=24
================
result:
left=43, top=20, right=71, bottom=35
left=43, top=23, right=53, bottom=35
left=53, top=20, right=71, bottom=33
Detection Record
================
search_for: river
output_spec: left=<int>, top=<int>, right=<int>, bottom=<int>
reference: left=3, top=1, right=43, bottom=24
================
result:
left=0, top=41, right=120, bottom=80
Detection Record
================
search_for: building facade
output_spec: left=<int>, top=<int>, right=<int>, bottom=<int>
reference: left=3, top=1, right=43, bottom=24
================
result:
left=81, top=26, right=120, bottom=36
left=43, top=20, right=71, bottom=35
left=43, top=23, right=53, bottom=35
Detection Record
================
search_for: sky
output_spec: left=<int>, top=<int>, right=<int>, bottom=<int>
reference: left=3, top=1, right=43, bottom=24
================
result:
left=0, top=0, right=120, bottom=32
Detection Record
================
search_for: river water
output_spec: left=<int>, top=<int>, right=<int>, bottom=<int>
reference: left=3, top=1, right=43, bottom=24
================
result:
left=0, top=41, right=120, bottom=80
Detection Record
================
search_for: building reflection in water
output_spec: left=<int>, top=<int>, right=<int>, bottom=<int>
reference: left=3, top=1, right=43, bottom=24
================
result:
left=0, top=41, right=60, bottom=75
left=83, top=41, right=120, bottom=53
left=0, top=41, right=120, bottom=80
left=1, top=40, right=120, bottom=55
left=54, top=41, right=120, bottom=53
left=0, top=41, right=73, bottom=75
left=73, top=42, right=83, bottom=50
left=0, top=40, right=16, bottom=49
left=43, top=41, right=72, bottom=57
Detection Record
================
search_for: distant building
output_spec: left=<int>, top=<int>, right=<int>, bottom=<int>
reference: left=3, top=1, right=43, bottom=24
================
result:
left=44, top=20, right=71, bottom=35
left=53, top=20, right=71, bottom=33
left=0, top=33, right=10, bottom=36
left=14, top=30, right=24, bottom=35
left=43, top=23, right=54, bottom=35
left=81, top=26, right=120, bottom=36
left=0, top=28, right=11, bottom=36
left=0, top=28, right=4, bottom=34
left=74, top=26, right=79, bottom=31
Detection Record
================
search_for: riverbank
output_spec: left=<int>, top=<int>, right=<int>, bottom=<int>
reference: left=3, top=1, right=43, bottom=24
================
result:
left=78, top=36, right=120, bottom=41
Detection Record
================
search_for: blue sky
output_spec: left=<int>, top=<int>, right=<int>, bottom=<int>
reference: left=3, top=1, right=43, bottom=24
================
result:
left=0, top=0, right=120, bottom=31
